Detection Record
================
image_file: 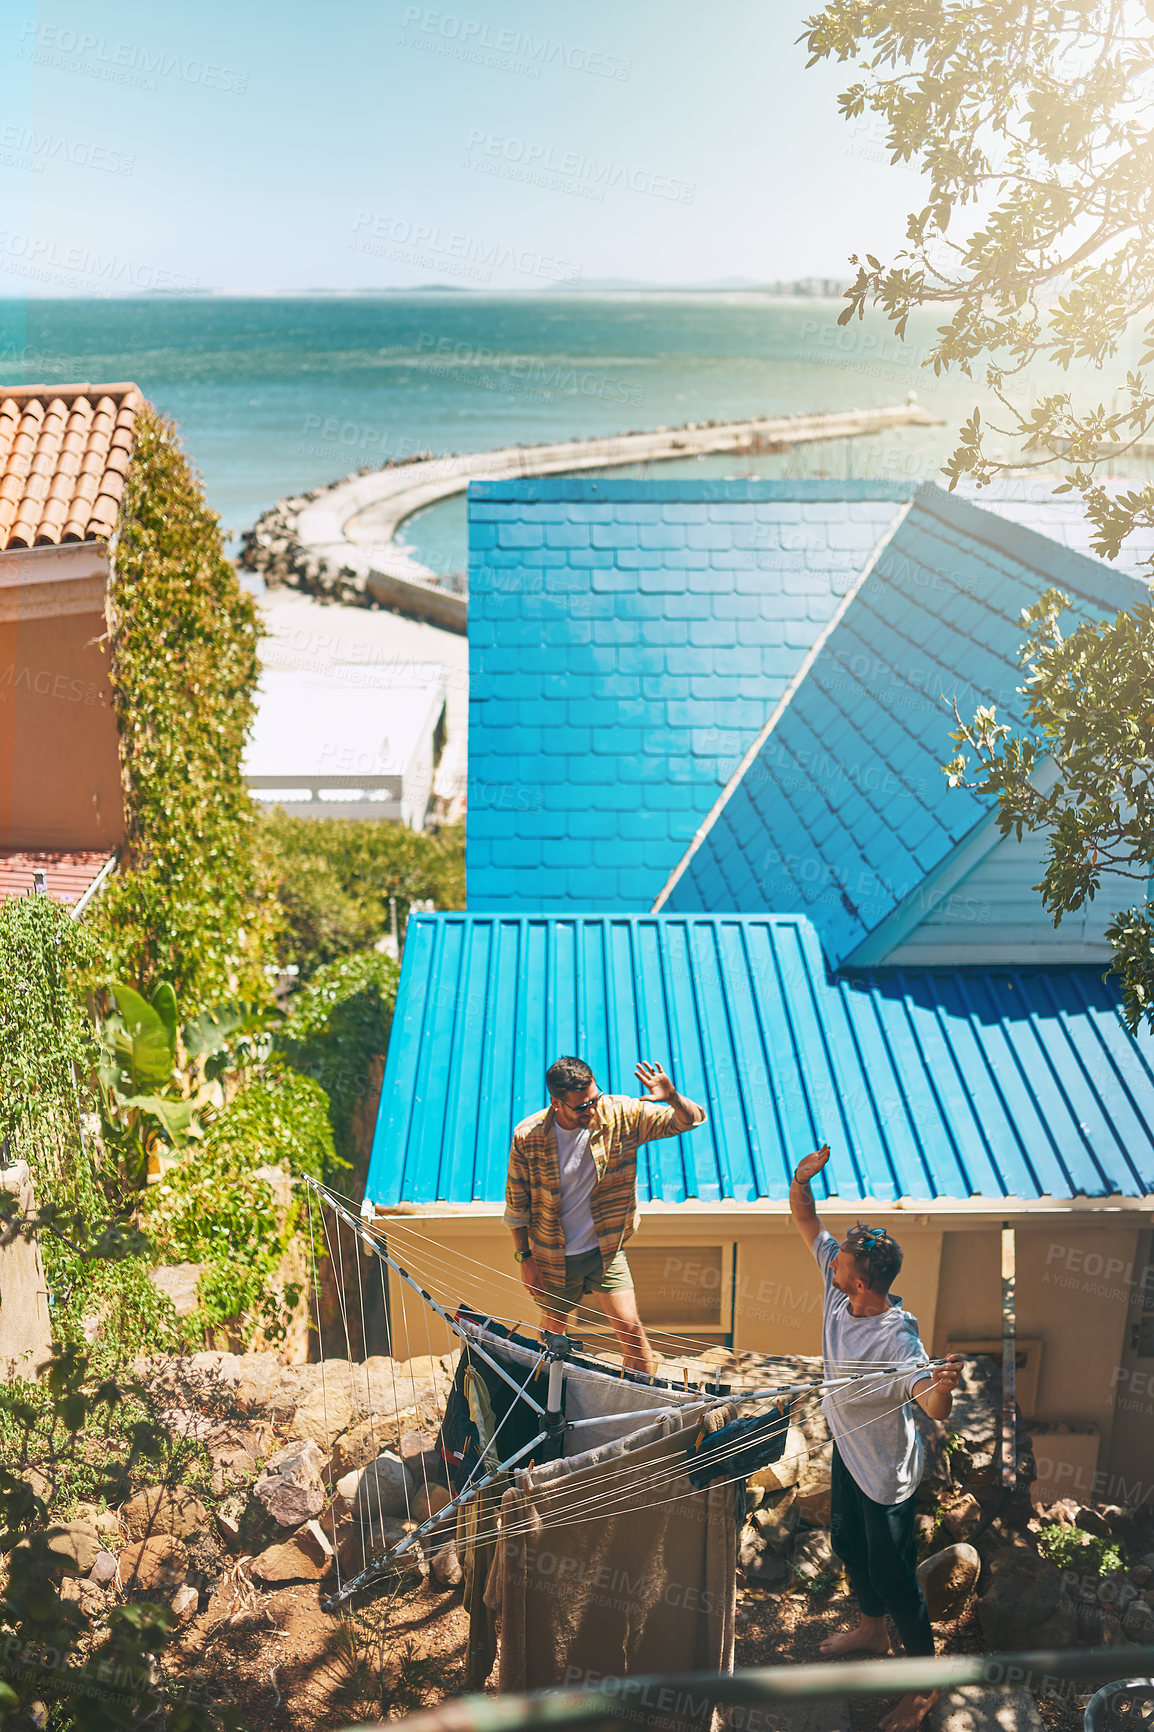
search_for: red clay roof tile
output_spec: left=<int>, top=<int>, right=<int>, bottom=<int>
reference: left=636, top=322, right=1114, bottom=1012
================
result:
left=0, top=849, right=114, bottom=908
left=0, top=383, right=143, bottom=552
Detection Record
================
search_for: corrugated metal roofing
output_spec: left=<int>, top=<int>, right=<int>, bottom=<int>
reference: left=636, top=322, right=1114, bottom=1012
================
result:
left=365, top=912, right=1154, bottom=1206
left=467, top=480, right=912, bottom=911
left=661, top=484, right=1149, bottom=967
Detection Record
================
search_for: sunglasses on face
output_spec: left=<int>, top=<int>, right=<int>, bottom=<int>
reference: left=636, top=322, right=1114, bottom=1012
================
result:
left=569, top=1094, right=600, bottom=1115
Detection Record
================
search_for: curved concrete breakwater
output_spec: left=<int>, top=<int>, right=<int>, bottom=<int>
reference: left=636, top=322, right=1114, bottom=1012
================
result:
left=240, top=401, right=939, bottom=635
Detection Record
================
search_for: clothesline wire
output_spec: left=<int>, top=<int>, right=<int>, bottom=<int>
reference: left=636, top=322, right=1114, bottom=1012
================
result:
left=377, top=1213, right=940, bottom=1379
left=307, top=1184, right=948, bottom=1596
left=317, top=1184, right=835, bottom=1371
left=376, top=1210, right=788, bottom=1366
left=410, top=1372, right=932, bottom=1559
left=316, top=1175, right=780, bottom=1366
left=311, top=1180, right=930, bottom=1409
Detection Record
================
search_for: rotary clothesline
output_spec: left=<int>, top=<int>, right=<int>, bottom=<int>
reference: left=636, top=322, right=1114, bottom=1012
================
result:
left=303, top=1177, right=947, bottom=1612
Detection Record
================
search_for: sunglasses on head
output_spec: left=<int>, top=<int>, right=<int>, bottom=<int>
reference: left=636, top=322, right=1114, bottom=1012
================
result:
left=847, top=1224, right=889, bottom=1272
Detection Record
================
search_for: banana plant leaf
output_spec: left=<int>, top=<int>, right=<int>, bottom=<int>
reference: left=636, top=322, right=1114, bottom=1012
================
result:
left=182, top=1001, right=271, bottom=1061
left=121, top=1094, right=196, bottom=1147
left=150, top=982, right=179, bottom=1049
left=100, top=985, right=177, bottom=1092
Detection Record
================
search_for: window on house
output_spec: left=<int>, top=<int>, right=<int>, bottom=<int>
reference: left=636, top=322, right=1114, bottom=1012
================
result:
left=626, top=1246, right=726, bottom=1328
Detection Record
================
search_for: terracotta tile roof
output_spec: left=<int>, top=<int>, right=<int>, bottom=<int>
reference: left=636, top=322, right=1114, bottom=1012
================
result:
left=0, top=383, right=143, bottom=551
left=0, top=848, right=114, bottom=908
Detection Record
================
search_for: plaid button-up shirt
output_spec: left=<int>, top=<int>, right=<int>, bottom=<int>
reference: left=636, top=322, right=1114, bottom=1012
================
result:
left=504, top=1093, right=705, bottom=1286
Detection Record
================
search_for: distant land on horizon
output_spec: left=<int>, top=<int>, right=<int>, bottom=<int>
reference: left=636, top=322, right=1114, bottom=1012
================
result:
left=0, top=278, right=853, bottom=302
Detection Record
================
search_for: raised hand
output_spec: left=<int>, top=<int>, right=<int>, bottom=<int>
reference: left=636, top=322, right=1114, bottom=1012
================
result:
left=793, top=1143, right=831, bottom=1185
left=635, top=1059, right=674, bottom=1100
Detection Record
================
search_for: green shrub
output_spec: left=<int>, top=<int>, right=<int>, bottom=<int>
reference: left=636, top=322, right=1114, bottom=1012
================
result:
left=278, top=949, right=399, bottom=1178
left=47, top=1249, right=181, bottom=1362
left=142, top=1065, right=333, bottom=1345
left=1037, top=1522, right=1124, bottom=1577
left=261, top=811, right=463, bottom=977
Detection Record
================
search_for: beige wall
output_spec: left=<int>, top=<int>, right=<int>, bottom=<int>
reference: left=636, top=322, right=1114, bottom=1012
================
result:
left=935, top=1222, right=1140, bottom=1470
left=0, top=547, right=123, bottom=849
left=378, top=1209, right=944, bottom=1366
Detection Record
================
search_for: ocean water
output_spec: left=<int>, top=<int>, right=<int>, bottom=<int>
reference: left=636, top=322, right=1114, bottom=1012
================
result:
left=0, top=293, right=1135, bottom=575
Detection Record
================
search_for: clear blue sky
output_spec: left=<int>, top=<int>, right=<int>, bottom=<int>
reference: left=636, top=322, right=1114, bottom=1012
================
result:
left=0, top=0, right=926, bottom=294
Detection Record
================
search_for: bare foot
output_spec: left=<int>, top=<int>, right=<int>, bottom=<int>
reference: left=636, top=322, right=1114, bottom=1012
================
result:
left=879, top=1691, right=939, bottom=1732
left=818, top=1622, right=892, bottom=1658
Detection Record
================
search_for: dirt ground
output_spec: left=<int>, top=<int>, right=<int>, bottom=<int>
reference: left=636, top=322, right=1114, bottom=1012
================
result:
left=162, top=1566, right=1087, bottom=1732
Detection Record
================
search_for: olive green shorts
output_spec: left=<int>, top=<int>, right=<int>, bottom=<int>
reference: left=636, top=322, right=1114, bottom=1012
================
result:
left=541, top=1248, right=634, bottom=1313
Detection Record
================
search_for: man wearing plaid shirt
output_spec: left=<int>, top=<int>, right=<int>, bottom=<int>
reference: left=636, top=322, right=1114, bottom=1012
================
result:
left=505, top=1055, right=706, bottom=1374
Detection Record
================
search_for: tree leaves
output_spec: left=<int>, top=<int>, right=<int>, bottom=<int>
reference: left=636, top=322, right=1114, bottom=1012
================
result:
left=807, top=0, right=1154, bottom=1024
left=945, top=591, right=1154, bottom=1030
left=805, top=0, right=1154, bottom=538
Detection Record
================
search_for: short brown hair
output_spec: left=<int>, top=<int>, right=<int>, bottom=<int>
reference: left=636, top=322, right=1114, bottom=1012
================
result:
left=546, top=1055, right=593, bottom=1096
left=843, top=1223, right=903, bottom=1293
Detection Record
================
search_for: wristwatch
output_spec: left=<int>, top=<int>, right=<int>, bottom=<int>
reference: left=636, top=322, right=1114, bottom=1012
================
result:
left=513, top=1249, right=531, bottom=1263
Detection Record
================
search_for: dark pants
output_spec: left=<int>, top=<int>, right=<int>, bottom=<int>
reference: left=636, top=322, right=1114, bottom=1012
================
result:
left=830, top=1446, right=935, bottom=1658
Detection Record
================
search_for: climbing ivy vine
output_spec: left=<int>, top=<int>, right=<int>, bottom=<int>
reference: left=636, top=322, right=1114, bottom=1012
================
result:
left=90, top=407, right=280, bottom=1016
left=0, top=894, right=95, bottom=1165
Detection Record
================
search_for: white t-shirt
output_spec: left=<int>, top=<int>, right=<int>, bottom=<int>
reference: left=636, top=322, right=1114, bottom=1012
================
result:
left=556, top=1124, right=598, bottom=1254
left=814, top=1229, right=931, bottom=1505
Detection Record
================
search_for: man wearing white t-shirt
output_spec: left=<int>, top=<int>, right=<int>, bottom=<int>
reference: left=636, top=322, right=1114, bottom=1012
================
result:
left=791, top=1142, right=962, bottom=1732
left=505, top=1054, right=707, bottom=1373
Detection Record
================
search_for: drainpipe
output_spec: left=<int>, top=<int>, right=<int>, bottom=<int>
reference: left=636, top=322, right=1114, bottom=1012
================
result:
left=1001, top=1222, right=1017, bottom=1488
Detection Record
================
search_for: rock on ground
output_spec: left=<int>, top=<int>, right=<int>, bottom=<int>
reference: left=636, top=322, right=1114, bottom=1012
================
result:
left=928, top=1688, right=1044, bottom=1732
left=795, top=1459, right=832, bottom=1526
left=289, top=1387, right=355, bottom=1448
left=118, top=1535, right=188, bottom=1592
left=941, top=1493, right=983, bottom=1542
left=349, top=1451, right=415, bottom=1519
left=1123, top=1599, right=1154, bottom=1642
left=331, top=1417, right=401, bottom=1478
left=750, top=1487, right=798, bottom=1555
left=171, top=1583, right=199, bottom=1621
left=121, top=1486, right=209, bottom=1542
left=976, top=1548, right=1074, bottom=1650
left=739, top=1527, right=790, bottom=1588
left=431, top=1541, right=463, bottom=1588
left=414, top=1482, right=452, bottom=1523
left=790, top=1529, right=838, bottom=1583
left=917, top=1543, right=981, bottom=1622
left=253, top=1438, right=327, bottom=1527
left=748, top=1427, right=809, bottom=1493
left=43, top=1521, right=102, bottom=1574
left=336, top=1516, right=424, bottom=1579
left=251, top=1520, right=334, bottom=1584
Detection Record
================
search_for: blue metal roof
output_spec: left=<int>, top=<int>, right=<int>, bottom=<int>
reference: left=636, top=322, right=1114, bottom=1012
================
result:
left=365, top=912, right=1154, bottom=1206
left=662, top=484, right=1149, bottom=967
left=467, top=480, right=912, bottom=912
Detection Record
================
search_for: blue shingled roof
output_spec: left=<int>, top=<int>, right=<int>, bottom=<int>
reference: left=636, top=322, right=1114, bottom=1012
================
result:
left=467, top=480, right=912, bottom=911
left=365, top=913, right=1154, bottom=1206
left=968, top=479, right=1154, bottom=582
left=661, top=483, right=1149, bottom=967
